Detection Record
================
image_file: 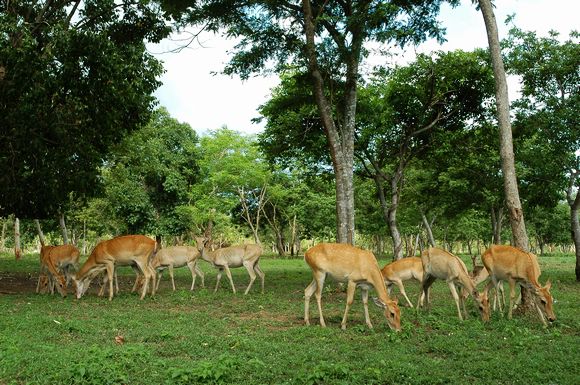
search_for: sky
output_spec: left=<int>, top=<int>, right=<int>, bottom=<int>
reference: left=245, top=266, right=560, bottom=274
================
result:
left=147, top=0, right=579, bottom=135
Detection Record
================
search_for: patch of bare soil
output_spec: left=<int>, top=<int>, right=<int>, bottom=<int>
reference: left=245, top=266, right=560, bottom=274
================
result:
left=0, top=272, right=37, bottom=294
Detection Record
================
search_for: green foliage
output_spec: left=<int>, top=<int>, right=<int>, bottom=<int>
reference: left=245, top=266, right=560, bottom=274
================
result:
left=505, top=27, right=579, bottom=211
left=0, top=1, right=170, bottom=218
left=102, top=108, right=200, bottom=235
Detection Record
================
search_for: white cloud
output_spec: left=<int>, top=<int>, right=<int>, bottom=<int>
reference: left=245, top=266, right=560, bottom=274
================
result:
left=148, top=0, right=579, bottom=134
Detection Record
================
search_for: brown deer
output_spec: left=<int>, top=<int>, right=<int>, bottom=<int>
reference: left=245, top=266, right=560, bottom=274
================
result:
left=380, top=257, right=423, bottom=308
left=74, top=235, right=157, bottom=300
left=304, top=243, right=401, bottom=331
left=195, top=237, right=264, bottom=294
left=418, top=247, right=487, bottom=321
left=481, top=245, right=555, bottom=325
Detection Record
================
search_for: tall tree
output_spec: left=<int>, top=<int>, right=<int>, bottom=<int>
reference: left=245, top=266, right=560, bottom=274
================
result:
left=475, top=0, right=529, bottom=250
left=103, top=108, right=200, bottom=238
left=194, top=128, right=270, bottom=244
left=171, top=0, right=456, bottom=244
left=356, top=50, right=495, bottom=258
left=0, top=1, right=169, bottom=219
left=505, top=27, right=579, bottom=278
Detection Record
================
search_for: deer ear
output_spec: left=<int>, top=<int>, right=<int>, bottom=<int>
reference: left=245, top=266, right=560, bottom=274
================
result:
left=544, top=280, right=552, bottom=290
left=372, top=297, right=386, bottom=309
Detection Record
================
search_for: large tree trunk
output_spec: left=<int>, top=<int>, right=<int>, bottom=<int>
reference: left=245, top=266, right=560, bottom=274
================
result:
left=374, top=174, right=404, bottom=260
left=34, top=219, right=46, bottom=247
left=478, top=0, right=533, bottom=311
left=302, top=0, right=358, bottom=245
left=14, top=217, right=21, bottom=260
left=566, top=170, right=580, bottom=281
left=478, top=0, right=529, bottom=252
left=491, top=205, right=504, bottom=244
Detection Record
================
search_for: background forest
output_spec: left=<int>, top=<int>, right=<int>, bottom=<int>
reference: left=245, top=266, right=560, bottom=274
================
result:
left=0, top=1, right=578, bottom=270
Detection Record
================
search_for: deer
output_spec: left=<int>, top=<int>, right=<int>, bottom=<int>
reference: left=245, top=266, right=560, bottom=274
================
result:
left=380, top=257, right=423, bottom=308
left=304, top=243, right=401, bottom=331
left=36, top=244, right=80, bottom=297
left=417, top=247, right=488, bottom=321
left=481, top=245, right=555, bottom=326
left=74, top=235, right=157, bottom=300
left=150, top=245, right=205, bottom=291
left=195, top=237, right=264, bottom=294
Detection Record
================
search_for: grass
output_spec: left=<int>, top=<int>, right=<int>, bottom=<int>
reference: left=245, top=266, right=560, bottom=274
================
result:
left=0, top=252, right=578, bottom=384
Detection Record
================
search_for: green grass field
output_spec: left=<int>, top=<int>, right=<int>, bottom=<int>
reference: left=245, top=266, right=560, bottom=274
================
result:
left=0, top=252, right=578, bottom=384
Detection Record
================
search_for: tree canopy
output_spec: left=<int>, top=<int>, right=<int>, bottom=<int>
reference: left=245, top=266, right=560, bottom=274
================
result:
left=0, top=1, right=170, bottom=218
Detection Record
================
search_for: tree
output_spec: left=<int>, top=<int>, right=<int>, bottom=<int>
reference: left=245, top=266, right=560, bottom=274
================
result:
left=259, top=50, right=495, bottom=258
left=103, top=108, right=200, bottom=239
left=0, top=1, right=169, bottom=219
left=170, top=0, right=457, bottom=244
left=356, top=50, right=495, bottom=258
left=474, top=0, right=529, bottom=250
left=194, top=128, right=270, bottom=244
left=504, top=27, right=579, bottom=279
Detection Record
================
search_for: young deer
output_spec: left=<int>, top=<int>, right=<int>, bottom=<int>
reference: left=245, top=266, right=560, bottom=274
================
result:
left=418, top=247, right=487, bottom=321
left=481, top=245, right=555, bottom=325
left=380, top=257, right=423, bottom=308
left=151, top=246, right=205, bottom=291
left=195, top=237, right=264, bottom=294
left=304, top=243, right=401, bottom=331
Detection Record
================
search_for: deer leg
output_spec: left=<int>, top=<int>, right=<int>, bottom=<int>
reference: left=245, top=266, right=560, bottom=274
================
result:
left=304, top=280, right=317, bottom=326
left=395, top=280, right=414, bottom=308
left=148, top=265, right=157, bottom=296
left=243, top=261, right=257, bottom=295
left=361, top=285, right=373, bottom=329
left=254, top=263, right=265, bottom=294
left=447, top=280, right=464, bottom=321
left=214, top=269, right=223, bottom=293
left=187, top=262, right=196, bottom=290
left=195, top=262, right=205, bottom=288
left=341, top=281, right=357, bottom=330
left=169, top=265, right=176, bottom=291
left=155, top=268, right=163, bottom=291
left=136, top=263, right=150, bottom=300
left=223, top=265, right=236, bottom=294
left=314, top=272, right=326, bottom=327
left=507, top=279, right=517, bottom=319
left=105, top=264, right=115, bottom=301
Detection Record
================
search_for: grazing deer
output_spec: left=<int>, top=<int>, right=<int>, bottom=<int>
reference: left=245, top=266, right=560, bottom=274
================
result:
left=465, top=254, right=506, bottom=311
left=195, top=237, right=264, bottom=294
left=74, top=235, right=157, bottom=300
left=418, top=247, right=487, bottom=321
left=481, top=245, right=555, bottom=325
left=150, top=246, right=205, bottom=291
left=304, top=243, right=401, bottom=331
left=36, top=244, right=80, bottom=297
left=380, top=257, right=423, bottom=308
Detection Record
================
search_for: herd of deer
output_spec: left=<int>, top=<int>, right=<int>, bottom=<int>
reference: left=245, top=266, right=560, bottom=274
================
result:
left=36, top=235, right=555, bottom=331
left=36, top=235, right=265, bottom=300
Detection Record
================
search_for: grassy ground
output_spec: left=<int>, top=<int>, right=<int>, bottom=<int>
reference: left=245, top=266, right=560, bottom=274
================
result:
left=0, top=251, right=578, bottom=384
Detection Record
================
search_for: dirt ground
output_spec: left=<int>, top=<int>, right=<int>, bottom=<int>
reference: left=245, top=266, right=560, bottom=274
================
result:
left=0, top=272, right=138, bottom=296
left=0, top=272, right=37, bottom=294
